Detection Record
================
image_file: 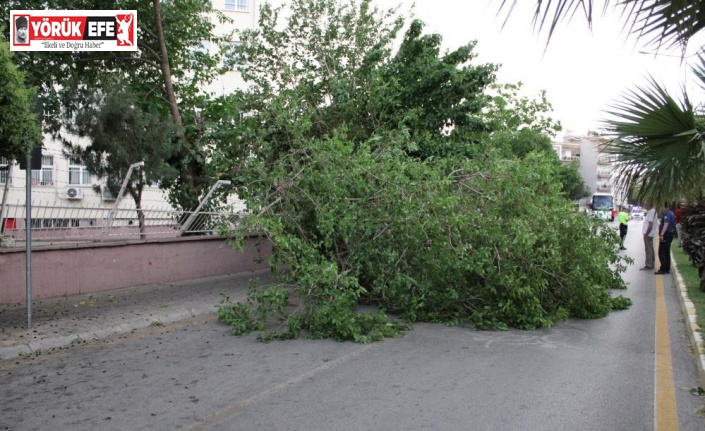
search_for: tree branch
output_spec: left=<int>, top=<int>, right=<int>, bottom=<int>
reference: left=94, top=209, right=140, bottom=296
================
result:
left=75, top=55, right=161, bottom=70
left=137, top=41, right=162, bottom=63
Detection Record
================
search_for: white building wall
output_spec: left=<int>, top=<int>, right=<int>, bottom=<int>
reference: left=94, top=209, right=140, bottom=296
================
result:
left=553, top=134, right=627, bottom=209
left=579, top=138, right=599, bottom=196
left=1, top=1, right=257, bottom=221
left=1, top=133, right=169, bottom=207
left=202, top=0, right=258, bottom=98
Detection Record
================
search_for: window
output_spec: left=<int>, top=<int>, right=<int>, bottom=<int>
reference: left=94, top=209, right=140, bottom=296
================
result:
left=29, top=218, right=97, bottom=229
left=224, top=0, right=248, bottom=11
left=30, top=218, right=70, bottom=229
left=222, top=41, right=243, bottom=70
left=190, top=40, right=211, bottom=55
left=68, top=158, right=91, bottom=185
left=31, top=155, right=54, bottom=186
left=0, top=157, right=10, bottom=185
left=71, top=219, right=96, bottom=228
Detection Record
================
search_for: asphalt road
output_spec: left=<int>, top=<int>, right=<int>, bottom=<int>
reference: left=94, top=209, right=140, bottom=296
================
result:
left=1, top=219, right=704, bottom=431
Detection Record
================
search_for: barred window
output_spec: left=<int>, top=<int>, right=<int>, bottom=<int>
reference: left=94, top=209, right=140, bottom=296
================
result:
left=31, top=155, right=54, bottom=186
left=224, top=0, right=248, bottom=11
left=31, top=218, right=70, bottom=229
left=0, top=157, right=9, bottom=185
left=68, top=158, right=91, bottom=185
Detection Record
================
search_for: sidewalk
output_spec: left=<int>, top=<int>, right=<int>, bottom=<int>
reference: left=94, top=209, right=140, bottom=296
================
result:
left=0, top=269, right=272, bottom=360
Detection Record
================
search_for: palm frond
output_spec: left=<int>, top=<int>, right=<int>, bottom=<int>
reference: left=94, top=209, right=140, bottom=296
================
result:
left=625, top=0, right=705, bottom=51
left=497, top=1, right=705, bottom=52
left=602, top=76, right=705, bottom=203
left=691, top=53, right=705, bottom=93
left=497, top=1, right=602, bottom=44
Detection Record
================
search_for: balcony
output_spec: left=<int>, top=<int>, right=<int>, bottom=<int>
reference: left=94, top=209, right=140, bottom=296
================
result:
left=596, top=182, right=612, bottom=192
left=597, top=169, right=612, bottom=179
left=598, top=155, right=616, bottom=165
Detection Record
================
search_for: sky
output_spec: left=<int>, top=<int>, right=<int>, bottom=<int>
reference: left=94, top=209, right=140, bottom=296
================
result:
left=375, top=0, right=700, bottom=137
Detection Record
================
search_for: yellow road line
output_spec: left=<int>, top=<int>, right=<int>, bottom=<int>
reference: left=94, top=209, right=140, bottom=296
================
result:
left=655, top=274, right=679, bottom=430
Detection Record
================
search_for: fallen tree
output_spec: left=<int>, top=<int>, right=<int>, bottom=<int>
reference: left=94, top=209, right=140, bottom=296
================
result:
left=220, top=138, right=630, bottom=342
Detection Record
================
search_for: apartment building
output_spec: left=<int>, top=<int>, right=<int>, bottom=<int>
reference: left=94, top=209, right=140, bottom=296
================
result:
left=552, top=133, right=626, bottom=207
left=554, top=134, right=581, bottom=164
left=0, top=1, right=257, bottom=234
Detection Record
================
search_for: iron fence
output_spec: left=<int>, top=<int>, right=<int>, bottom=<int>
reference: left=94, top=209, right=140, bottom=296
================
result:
left=0, top=200, right=245, bottom=243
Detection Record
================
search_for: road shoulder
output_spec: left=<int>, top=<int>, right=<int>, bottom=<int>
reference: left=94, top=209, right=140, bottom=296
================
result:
left=672, top=257, right=705, bottom=389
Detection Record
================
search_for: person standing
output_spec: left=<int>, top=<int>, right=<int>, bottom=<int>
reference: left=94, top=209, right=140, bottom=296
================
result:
left=617, top=206, right=629, bottom=250
left=640, top=201, right=657, bottom=270
left=655, top=202, right=676, bottom=275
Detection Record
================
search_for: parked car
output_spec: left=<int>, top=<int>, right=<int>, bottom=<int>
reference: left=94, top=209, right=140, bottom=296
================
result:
left=630, top=208, right=644, bottom=220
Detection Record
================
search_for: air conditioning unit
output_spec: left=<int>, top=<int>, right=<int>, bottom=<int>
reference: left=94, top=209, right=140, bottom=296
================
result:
left=65, top=187, right=84, bottom=200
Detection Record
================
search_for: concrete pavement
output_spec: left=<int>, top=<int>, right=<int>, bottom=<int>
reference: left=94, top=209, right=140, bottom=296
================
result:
left=0, top=269, right=271, bottom=361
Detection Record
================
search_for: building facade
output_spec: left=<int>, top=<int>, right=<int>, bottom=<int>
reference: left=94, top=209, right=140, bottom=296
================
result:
left=1, top=1, right=257, bottom=235
left=552, top=133, right=626, bottom=209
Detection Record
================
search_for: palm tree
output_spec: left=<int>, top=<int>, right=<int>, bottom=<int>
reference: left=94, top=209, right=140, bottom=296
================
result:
left=601, top=72, right=705, bottom=203
left=500, top=1, right=705, bottom=289
left=498, top=0, right=705, bottom=203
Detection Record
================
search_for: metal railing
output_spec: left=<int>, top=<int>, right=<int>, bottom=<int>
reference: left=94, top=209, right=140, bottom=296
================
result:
left=0, top=200, right=245, bottom=244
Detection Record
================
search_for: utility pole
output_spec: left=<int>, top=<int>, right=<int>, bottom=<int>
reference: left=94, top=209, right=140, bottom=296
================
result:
left=20, top=98, right=44, bottom=328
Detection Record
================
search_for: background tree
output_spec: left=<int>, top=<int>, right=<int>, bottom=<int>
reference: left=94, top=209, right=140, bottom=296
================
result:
left=66, top=85, right=179, bottom=237
left=2, top=0, right=231, bottom=210
left=212, top=1, right=497, bottom=177
left=375, top=20, right=496, bottom=159
left=207, top=0, right=507, bottom=209
left=471, top=82, right=589, bottom=200
left=0, top=33, right=41, bottom=161
left=217, top=0, right=630, bottom=342
left=557, top=161, right=592, bottom=201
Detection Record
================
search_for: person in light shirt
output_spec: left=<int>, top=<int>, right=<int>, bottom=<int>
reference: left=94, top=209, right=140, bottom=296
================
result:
left=640, top=201, right=658, bottom=270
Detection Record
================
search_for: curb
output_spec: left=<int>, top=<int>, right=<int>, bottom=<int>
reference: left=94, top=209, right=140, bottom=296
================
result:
left=671, top=256, right=705, bottom=390
left=0, top=304, right=220, bottom=361
left=0, top=273, right=262, bottom=362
